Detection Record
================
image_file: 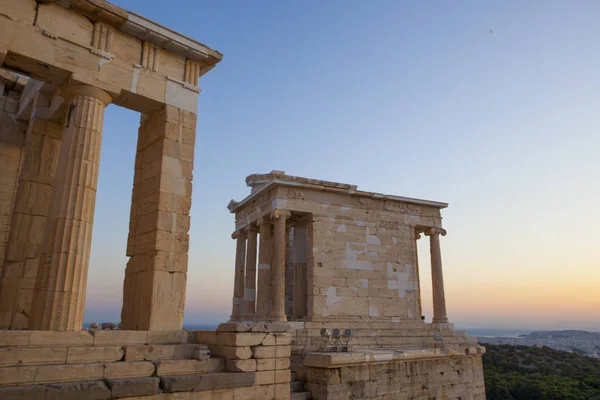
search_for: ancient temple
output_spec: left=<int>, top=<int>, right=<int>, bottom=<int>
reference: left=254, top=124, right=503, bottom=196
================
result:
left=225, top=170, right=487, bottom=398
left=0, top=0, right=485, bottom=398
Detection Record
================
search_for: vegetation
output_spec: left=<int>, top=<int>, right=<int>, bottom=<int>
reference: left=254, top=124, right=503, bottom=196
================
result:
left=483, top=344, right=600, bottom=400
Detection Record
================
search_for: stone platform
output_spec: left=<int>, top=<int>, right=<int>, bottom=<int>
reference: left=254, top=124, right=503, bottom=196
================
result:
left=297, top=346, right=486, bottom=400
left=0, top=329, right=292, bottom=399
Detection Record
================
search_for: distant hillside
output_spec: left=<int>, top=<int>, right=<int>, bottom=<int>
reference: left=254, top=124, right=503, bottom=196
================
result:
left=480, top=330, right=600, bottom=358
left=483, top=344, right=600, bottom=400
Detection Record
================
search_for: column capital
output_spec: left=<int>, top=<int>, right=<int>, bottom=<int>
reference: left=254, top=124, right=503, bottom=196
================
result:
left=270, top=209, right=291, bottom=220
left=257, top=216, right=271, bottom=226
left=245, top=224, right=259, bottom=234
left=59, top=84, right=112, bottom=106
left=231, top=230, right=247, bottom=240
left=424, top=227, right=447, bottom=237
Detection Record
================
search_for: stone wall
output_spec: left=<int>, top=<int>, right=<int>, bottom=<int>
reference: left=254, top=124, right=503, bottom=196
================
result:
left=0, top=329, right=262, bottom=399
left=234, top=183, right=444, bottom=323
left=290, top=320, right=478, bottom=358
left=196, top=322, right=293, bottom=399
left=299, top=349, right=486, bottom=400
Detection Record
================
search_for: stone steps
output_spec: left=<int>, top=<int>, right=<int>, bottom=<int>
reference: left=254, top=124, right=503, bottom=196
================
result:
left=0, top=343, right=210, bottom=366
left=0, top=357, right=224, bottom=387
left=290, top=377, right=312, bottom=399
left=0, top=371, right=256, bottom=399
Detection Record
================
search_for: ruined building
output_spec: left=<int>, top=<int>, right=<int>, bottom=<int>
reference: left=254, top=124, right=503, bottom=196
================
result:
left=0, top=0, right=484, bottom=398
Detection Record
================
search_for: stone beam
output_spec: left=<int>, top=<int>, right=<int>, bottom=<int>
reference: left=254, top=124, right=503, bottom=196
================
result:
left=0, top=1, right=222, bottom=114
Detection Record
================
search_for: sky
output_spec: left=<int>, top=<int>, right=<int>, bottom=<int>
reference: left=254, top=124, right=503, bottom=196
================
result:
left=84, top=0, right=600, bottom=331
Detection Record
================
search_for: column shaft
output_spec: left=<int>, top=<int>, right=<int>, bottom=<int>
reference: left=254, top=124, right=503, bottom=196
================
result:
left=230, top=231, right=246, bottom=321
left=269, top=209, right=289, bottom=321
left=243, top=226, right=258, bottom=317
left=428, top=230, right=448, bottom=323
left=0, top=114, right=62, bottom=329
left=30, top=86, right=111, bottom=331
left=255, top=218, right=272, bottom=320
left=121, top=105, right=196, bottom=330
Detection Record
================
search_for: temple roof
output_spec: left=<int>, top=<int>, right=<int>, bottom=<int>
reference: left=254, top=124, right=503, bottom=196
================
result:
left=227, top=170, right=448, bottom=212
left=44, top=0, right=222, bottom=69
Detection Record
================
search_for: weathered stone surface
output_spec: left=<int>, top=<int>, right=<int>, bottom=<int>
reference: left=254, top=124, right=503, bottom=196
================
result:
left=251, top=345, right=290, bottom=359
left=0, top=331, right=30, bottom=347
left=147, top=330, right=191, bottom=344
left=0, top=347, right=67, bottom=366
left=160, top=372, right=254, bottom=393
left=160, top=374, right=202, bottom=392
left=45, top=380, right=111, bottom=400
left=106, top=377, right=160, bottom=398
left=35, top=363, right=104, bottom=383
left=255, top=369, right=291, bottom=385
left=0, top=365, right=36, bottom=385
left=226, top=359, right=256, bottom=372
left=28, top=331, right=93, bottom=347
left=208, top=345, right=252, bottom=360
left=196, top=331, right=266, bottom=347
left=91, top=330, right=147, bottom=346
left=104, top=361, right=155, bottom=379
left=256, top=358, right=290, bottom=371
left=66, top=346, right=124, bottom=364
left=0, top=384, right=45, bottom=400
left=155, top=359, right=223, bottom=375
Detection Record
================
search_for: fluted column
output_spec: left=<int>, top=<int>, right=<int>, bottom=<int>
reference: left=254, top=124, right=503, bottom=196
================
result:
left=269, top=209, right=290, bottom=322
left=425, top=227, right=448, bottom=323
left=29, top=85, right=111, bottom=331
left=0, top=92, right=63, bottom=329
left=230, top=230, right=247, bottom=321
left=243, top=225, right=258, bottom=318
left=255, top=217, right=272, bottom=320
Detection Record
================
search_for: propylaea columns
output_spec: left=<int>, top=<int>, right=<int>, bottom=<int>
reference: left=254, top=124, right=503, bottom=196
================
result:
left=0, top=92, right=63, bottom=329
left=29, top=85, right=111, bottom=331
left=121, top=106, right=197, bottom=331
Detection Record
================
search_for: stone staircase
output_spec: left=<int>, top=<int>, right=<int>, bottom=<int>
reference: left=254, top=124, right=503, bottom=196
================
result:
left=290, top=371, right=311, bottom=399
left=0, top=330, right=245, bottom=398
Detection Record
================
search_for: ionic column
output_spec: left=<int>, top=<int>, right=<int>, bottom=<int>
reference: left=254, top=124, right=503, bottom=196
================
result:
left=230, top=230, right=246, bottom=321
left=413, top=232, right=423, bottom=320
left=29, top=85, right=111, bottom=331
left=269, top=209, right=290, bottom=322
left=243, top=225, right=258, bottom=317
left=255, top=217, right=272, bottom=320
left=425, top=227, right=448, bottom=323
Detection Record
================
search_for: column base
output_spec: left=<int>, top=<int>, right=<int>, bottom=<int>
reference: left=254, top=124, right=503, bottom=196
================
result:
left=267, top=315, right=287, bottom=322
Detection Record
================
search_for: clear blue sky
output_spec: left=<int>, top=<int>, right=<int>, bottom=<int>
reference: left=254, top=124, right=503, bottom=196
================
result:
left=85, top=0, right=600, bottom=330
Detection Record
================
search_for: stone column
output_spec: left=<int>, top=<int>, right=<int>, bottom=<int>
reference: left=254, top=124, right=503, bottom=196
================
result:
left=29, top=85, right=111, bottom=331
left=0, top=97, right=63, bottom=329
left=269, top=209, right=290, bottom=322
left=413, top=232, right=423, bottom=320
left=255, top=217, right=272, bottom=320
left=243, top=225, right=258, bottom=318
left=121, top=105, right=196, bottom=330
left=230, top=230, right=246, bottom=321
left=425, top=227, right=448, bottom=323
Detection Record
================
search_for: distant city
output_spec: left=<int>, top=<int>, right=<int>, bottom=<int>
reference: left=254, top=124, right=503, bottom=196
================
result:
left=478, top=330, right=600, bottom=358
